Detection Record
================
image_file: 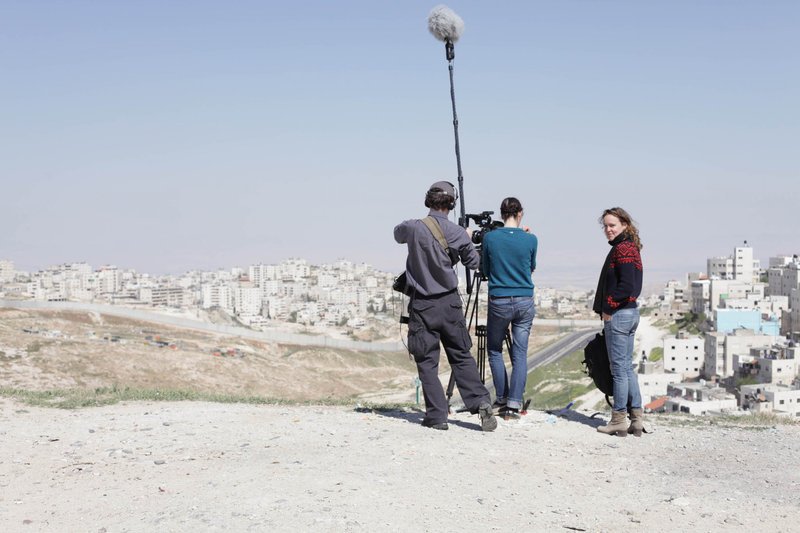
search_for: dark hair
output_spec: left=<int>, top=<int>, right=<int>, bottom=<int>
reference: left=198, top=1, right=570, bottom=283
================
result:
left=425, top=188, right=455, bottom=211
left=599, top=207, right=643, bottom=250
left=500, top=197, right=523, bottom=221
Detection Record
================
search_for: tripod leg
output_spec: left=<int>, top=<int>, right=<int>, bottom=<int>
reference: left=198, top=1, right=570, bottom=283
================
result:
left=445, top=272, right=483, bottom=410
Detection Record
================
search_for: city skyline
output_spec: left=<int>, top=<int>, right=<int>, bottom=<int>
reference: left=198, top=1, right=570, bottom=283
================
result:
left=2, top=2, right=798, bottom=289
left=0, top=238, right=792, bottom=297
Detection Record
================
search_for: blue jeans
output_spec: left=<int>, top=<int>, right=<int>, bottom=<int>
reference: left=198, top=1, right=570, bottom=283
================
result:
left=604, top=307, right=642, bottom=412
left=487, top=296, right=535, bottom=410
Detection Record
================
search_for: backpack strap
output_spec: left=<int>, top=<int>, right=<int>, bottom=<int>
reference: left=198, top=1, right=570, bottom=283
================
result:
left=421, top=216, right=450, bottom=254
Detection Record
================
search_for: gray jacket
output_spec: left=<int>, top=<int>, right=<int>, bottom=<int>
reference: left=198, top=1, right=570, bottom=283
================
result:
left=394, top=210, right=480, bottom=297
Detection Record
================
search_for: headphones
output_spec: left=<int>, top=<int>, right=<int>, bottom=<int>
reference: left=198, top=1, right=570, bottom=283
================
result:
left=425, top=180, right=458, bottom=210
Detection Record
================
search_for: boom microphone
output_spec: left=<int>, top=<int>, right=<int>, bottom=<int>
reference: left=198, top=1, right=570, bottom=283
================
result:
left=427, top=5, right=464, bottom=43
left=427, top=4, right=467, bottom=229
left=426, top=4, right=472, bottom=294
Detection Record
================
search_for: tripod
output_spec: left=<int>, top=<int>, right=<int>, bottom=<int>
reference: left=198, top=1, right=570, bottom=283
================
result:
left=445, top=265, right=511, bottom=410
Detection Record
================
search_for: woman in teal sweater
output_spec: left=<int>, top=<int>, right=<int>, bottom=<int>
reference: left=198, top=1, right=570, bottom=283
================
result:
left=481, top=197, right=538, bottom=417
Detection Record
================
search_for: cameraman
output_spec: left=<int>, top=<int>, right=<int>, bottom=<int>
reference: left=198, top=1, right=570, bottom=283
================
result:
left=394, top=181, right=497, bottom=432
left=481, top=197, right=538, bottom=418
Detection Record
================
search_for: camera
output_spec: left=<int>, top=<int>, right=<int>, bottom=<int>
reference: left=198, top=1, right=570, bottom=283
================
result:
left=466, top=211, right=504, bottom=246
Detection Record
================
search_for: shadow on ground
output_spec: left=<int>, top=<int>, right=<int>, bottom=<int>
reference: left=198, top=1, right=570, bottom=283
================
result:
left=355, top=406, right=486, bottom=432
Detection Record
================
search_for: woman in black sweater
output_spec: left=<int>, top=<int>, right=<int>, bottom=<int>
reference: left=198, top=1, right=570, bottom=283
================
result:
left=593, top=207, right=644, bottom=437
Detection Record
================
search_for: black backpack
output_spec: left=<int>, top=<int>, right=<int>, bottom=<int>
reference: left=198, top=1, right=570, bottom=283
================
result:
left=582, top=331, right=613, bottom=407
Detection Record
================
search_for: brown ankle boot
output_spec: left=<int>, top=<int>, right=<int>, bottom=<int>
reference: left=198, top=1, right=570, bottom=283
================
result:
left=597, top=410, right=628, bottom=437
left=628, top=408, right=644, bottom=437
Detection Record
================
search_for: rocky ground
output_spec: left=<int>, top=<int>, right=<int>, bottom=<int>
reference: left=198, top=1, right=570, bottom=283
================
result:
left=1, top=399, right=798, bottom=532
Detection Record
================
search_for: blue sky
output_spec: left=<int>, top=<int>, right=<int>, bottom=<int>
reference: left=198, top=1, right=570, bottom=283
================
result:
left=2, top=1, right=798, bottom=289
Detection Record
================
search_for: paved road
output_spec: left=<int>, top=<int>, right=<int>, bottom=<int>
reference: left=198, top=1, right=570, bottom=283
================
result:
left=526, top=327, right=599, bottom=373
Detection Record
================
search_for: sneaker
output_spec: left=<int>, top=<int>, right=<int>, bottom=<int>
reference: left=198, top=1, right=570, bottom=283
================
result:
left=421, top=419, right=449, bottom=431
left=478, top=402, right=497, bottom=432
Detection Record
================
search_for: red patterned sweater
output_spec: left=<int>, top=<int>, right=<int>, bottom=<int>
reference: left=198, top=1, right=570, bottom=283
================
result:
left=593, top=234, right=643, bottom=315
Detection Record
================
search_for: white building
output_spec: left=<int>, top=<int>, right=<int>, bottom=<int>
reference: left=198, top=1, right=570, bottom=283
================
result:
left=536, top=291, right=554, bottom=309
left=735, top=345, right=798, bottom=386
left=201, top=284, right=233, bottom=312
left=202, top=284, right=221, bottom=309
left=707, top=243, right=761, bottom=284
left=662, top=280, right=686, bottom=307
left=96, top=266, right=122, bottom=295
left=0, top=260, right=15, bottom=282
left=637, top=361, right=680, bottom=404
left=769, top=256, right=794, bottom=269
left=665, top=382, right=738, bottom=415
left=234, top=285, right=262, bottom=316
left=663, top=334, right=704, bottom=379
left=282, top=280, right=309, bottom=299
left=262, top=279, right=282, bottom=296
left=703, top=329, right=777, bottom=379
left=707, top=279, right=765, bottom=312
left=249, top=264, right=279, bottom=287
left=767, top=255, right=800, bottom=298
left=265, top=296, right=290, bottom=320
left=556, top=299, right=574, bottom=314
left=722, top=295, right=788, bottom=317
left=740, top=383, right=800, bottom=418
left=690, top=279, right=711, bottom=314
left=317, top=272, right=339, bottom=288
left=281, top=258, right=311, bottom=281
left=141, top=286, right=187, bottom=307
left=707, top=256, right=734, bottom=281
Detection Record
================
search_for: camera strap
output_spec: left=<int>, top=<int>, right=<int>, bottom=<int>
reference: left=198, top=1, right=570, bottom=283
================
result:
left=421, top=216, right=456, bottom=265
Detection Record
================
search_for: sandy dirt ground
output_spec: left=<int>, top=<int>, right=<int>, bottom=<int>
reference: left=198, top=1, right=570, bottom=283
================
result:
left=2, top=399, right=798, bottom=532
left=635, top=316, right=671, bottom=359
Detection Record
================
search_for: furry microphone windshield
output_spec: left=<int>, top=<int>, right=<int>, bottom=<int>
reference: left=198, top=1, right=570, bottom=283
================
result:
left=427, top=5, right=464, bottom=43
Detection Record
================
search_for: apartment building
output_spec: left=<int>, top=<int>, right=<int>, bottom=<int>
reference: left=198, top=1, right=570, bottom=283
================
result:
left=690, top=279, right=711, bottom=314
left=767, top=255, right=800, bottom=298
left=707, top=279, right=765, bottom=313
left=663, top=334, right=704, bottom=379
left=0, top=260, right=15, bottom=282
left=233, top=285, right=262, bottom=316
left=707, top=243, right=761, bottom=284
left=140, top=286, right=188, bottom=308
left=735, top=345, right=798, bottom=386
left=703, top=329, right=777, bottom=379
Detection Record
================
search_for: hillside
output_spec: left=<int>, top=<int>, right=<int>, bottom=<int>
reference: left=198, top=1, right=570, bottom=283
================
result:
left=0, top=307, right=413, bottom=401
left=1, top=399, right=798, bottom=531
left=0, top=307, right=565, bottom=404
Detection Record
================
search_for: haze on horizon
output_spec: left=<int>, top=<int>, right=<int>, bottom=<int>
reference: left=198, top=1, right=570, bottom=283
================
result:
left=2, top=1, right=798, bottom=290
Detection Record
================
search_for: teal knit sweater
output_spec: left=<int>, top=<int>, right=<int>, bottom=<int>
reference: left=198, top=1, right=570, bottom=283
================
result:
left=481, top=227, right=538, bottom=297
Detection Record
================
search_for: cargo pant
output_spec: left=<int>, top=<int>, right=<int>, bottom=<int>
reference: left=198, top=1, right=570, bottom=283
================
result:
left=407, top=290, right=491, bottom=424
